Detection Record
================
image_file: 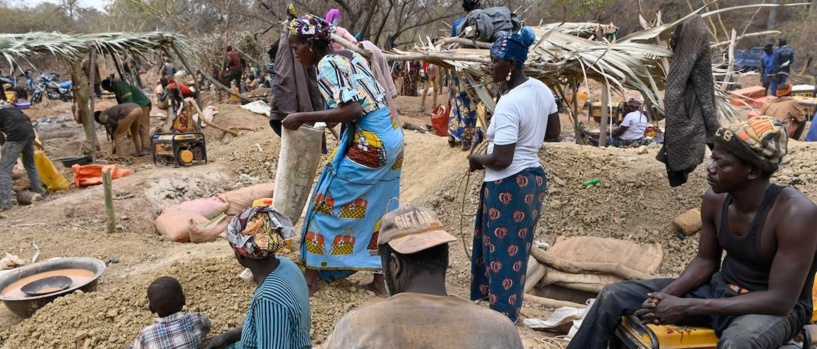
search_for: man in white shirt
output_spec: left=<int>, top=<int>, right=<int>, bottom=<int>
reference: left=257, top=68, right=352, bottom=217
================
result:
left=608, top=98, right=648, bottom=147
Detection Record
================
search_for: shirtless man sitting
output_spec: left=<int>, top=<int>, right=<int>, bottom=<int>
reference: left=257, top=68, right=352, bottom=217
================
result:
left=567, top=116, right=817, bottom=349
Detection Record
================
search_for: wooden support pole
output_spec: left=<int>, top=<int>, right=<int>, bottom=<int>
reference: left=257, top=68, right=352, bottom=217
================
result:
left=198, top=69, right=250, bottom=102
left=171, top=42, right=204, bottom=94
left=523, top=294, right=585, bottom=309
left=109, top=51, right=125, bottom=81
left=103, top=168, right=115, bottom=234
left=530, top=247, right=653, bottom=281
left=87, top=46, right=98, bottom=162
left=598, top=85, right=609, bottom=147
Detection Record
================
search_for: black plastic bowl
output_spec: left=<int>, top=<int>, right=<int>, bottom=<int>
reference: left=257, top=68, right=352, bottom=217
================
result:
left=20, top=275, right=72, bottom=296
left=55, top=155, right=92, bottom=168
left=0, top=257, right=105, bottom=318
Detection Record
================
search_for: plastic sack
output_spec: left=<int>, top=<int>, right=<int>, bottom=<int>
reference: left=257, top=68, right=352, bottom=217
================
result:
left=155, top=210, right=208, bottom=242
left=71, top=164, right=134, bottom=187
left=219, top=182, right=275, bottom=216
left=163, top=196, right=228, bottom=219
left=34, top=150, right=69, bottom=192
left=273, top=124, right=324, bottom=224
left=430, top=103, right=449, bottom=137
left=189, top=213, right=230, bottom=243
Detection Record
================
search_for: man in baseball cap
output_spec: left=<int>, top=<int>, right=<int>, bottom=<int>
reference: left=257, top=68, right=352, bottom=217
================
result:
left=326, top=206, right=523, bottom=349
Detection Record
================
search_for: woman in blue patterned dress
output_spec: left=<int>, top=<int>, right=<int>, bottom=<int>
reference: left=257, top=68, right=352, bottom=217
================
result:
left=448, top=0, right=483, bottom=150
left=283, top=13, right=403, bottom=298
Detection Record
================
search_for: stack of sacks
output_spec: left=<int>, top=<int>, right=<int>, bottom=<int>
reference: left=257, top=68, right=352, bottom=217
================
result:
left=154, top=182, right=275, bottom=243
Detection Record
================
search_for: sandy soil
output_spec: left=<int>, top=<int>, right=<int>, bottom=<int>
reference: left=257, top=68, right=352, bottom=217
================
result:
left=1, top=90, right=816, bottom=348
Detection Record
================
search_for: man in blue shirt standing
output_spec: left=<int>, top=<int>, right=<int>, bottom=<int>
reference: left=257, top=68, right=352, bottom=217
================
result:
left=760, top=44, right=774, bottom=95
left=770, top=38, right=794, bottom=96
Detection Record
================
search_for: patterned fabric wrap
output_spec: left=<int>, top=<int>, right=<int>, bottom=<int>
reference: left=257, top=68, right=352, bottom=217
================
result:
left=317, top=53, right=389, bottom=114
left=448, top=73, right=478, bottom=141
left=288, top=13, right=334, bottom=41
left=490, top=27, right=536, bottom=67
left=226, top=206, right=296, bottom=259
left=471, top=167, right=547, bottom=323
left=300, top=108, right=403, bottom=272
left=714, top=116, right=788, bottom=173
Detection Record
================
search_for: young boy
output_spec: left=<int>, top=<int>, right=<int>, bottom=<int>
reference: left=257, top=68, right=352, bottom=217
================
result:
left=131, top=276, right=211, bottom=349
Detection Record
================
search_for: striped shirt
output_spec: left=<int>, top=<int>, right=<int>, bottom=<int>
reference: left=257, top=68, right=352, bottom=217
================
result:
left=235, top=257, right=312, bottom=349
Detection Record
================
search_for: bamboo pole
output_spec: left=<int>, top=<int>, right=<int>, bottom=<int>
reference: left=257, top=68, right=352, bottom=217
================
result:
left=87, top=45, right=98, bottom=162
left=598, top=85, right=609, bottom=147
left=523, top=294, right=585, bottom=309
left=197, top=69, right=250, bottom=103
left=103, top=168, right=115, bottom=234
left=710, top=30, right=780, bottom=48
left=530, top=247, right=653, bottom=281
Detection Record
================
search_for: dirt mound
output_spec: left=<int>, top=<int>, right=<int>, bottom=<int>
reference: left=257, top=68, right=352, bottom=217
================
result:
left=0, top=254, right=373, bottom=348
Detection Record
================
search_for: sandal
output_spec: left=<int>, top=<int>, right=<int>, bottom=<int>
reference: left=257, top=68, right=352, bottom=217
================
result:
left=461, top=141, right=471, bottom=151
left=448, top=136, right=456, bottom=148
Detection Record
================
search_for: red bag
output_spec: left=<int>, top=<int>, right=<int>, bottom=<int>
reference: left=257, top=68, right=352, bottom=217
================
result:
left=430, top=103, right=449, bottom=137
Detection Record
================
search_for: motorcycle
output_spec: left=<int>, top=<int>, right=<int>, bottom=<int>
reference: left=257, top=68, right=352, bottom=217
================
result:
left=31, top=73, right=73, bottom=104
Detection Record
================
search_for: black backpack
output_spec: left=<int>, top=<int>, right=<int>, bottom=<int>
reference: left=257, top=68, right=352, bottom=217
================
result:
left=455, top=7, right=522, bottom=43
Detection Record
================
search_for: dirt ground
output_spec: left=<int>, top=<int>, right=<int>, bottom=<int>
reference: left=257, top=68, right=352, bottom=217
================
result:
left=1, top=84, right=817, bottom=348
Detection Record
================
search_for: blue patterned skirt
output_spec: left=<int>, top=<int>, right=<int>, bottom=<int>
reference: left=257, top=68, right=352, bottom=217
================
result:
left=470, top=167, right=547, bottom=322
left=300, top=108, right=404, bottom=273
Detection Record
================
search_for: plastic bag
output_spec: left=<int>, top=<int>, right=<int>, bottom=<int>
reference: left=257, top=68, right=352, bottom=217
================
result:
left=430, top=103, right=449, bottom=137
left=34, top=150, right=69, bottom=192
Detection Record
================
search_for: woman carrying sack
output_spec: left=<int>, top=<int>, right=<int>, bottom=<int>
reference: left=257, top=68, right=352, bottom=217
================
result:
left=282, top=9, right=403, bottom=298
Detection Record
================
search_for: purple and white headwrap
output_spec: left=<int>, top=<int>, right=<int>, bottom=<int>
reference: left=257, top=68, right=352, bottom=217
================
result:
left=490, top=26, right=537, bottom=67
left=288, top=13, right=334, bottom=42
left=226, top=206, right=296, bottom=259
left=325, top=8, right=341, bottom=25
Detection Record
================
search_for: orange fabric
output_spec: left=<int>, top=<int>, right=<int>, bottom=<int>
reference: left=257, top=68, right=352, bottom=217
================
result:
left=71, top=164, right=134, bottom=187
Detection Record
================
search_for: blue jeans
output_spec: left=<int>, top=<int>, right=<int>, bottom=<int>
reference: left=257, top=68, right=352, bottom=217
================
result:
left=566, top=273, right=808, bottom=349
left=0, top=136, right=42, bottom=210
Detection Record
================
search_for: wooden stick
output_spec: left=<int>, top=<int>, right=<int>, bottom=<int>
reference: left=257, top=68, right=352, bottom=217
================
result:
left=440, top=37, right=493, bottom=49
left=197, top=69, right=250, bottom=102
left=523, top=294, right=585, bottom=309
left=530, top=248, right=653, bottom=281
left=103, top=168, right=115, bottom=234
left=709, top=30, right=780, bottom=49
left=184, top=98, right=239, bottom=136
left=598, top=84, right=609, bottom=147
left=524, top=266, right=548, bottom=293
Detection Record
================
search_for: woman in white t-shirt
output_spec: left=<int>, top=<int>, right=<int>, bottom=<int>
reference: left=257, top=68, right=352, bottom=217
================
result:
left=467, top=27, right=561, bottom=323
left=608, top=98, right=647, bottom=147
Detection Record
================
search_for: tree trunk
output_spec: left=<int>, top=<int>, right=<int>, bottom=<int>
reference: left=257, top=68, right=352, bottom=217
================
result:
left=767, top=0, right=780, bottom=30
left=70, top=60, right=96, bottom=156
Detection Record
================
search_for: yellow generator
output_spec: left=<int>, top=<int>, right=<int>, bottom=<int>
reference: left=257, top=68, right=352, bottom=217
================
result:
left=151, top=132, right=207, bottom=167
left=613, top=315, right=811, bottom=349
